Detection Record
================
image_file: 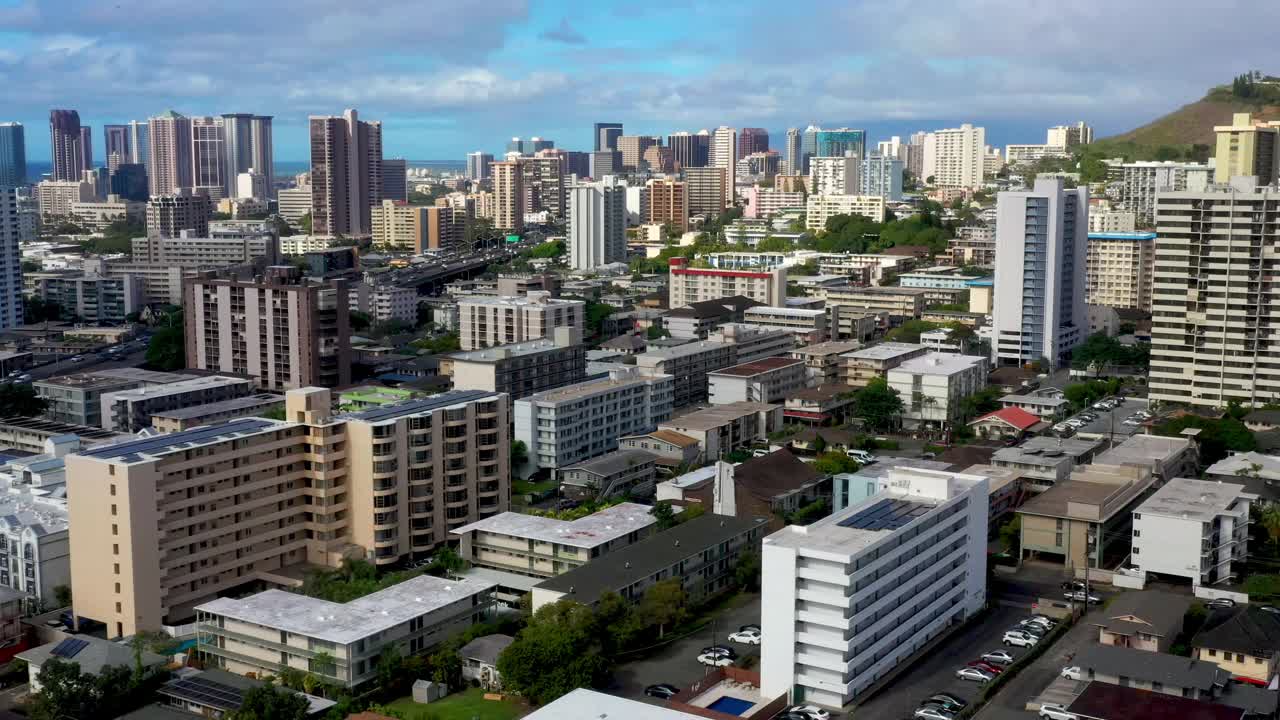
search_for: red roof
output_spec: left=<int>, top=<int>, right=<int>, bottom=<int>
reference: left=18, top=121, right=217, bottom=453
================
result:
left=970, top=407, right=1040, bottom=431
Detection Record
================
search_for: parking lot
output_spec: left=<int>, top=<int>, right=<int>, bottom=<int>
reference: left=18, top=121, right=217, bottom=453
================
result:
left=1051, top=397, right=1151, bottom=443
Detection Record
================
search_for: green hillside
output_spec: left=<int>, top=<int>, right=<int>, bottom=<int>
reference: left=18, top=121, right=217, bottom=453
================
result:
left=1100, top=73, right=1280, bottom=154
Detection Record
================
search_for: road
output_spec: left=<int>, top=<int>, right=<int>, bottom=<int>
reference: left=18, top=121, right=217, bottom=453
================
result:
left=25, top=339, right=150, bottom=382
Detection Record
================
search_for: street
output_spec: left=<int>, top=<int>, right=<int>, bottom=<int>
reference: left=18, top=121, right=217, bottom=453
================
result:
left=25, top=340, right=150, bottom=382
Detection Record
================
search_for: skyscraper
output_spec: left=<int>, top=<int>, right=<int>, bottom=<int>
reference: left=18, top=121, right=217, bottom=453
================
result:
left=49, top=109, right=86, bottom=181
left=814, top=128, right=865, bottom=159
left=646, top=179, right=688, bottom=233
left=617, top=135, right=657, bottom=172
left=594, top=122, right=623, bottom=152
left=191, top=116, right=228, bottom=200
left=309, top=108, right=383, bottom=236
left=221, top=114, right=274, bottom=198
left=783, top=128, right=800, bottom=176
left=466, top=152, right=494, bottom=181
left=923, top=124, right=985, bottom=188
left=738, top=128, right=769, bottom=158
left=799, top=125, right=820, bottom=175
left=127, top=120, right=149, bottom=168
left=0, top=188, right=21, bottom=329
left=146, top=188, right=212, bottom=238
left=710, top=127, right=737, bottom=173
left=0, top=123, right=26, bottom=187
left=568, top=179, right=625, bottom=270
left=991, top=178, right=1088, bottom=368
left=103, top=125, right=129, bottom=169
left=491, top=160, right=523, bottom=232
left=382, top=158, right=407, bottom=202
left=147, top=110, right=193, bottom=196
left=667, top=132, right=709, bottom=170
left=79, top=126, right=93, bottom=170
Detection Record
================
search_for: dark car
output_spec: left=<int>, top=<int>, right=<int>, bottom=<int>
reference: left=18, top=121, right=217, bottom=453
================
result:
left=925, top=693, right=967, bottom=712
left=740, top=623, right=762, bottom=633
left=702, top=645, right=737, bottom=658
left=645, top=683, right=680, bottom=700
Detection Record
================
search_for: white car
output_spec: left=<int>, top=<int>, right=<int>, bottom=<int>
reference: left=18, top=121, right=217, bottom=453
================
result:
left=914, top=706, right=955, bottom=720
left=1039, top=703, right=1078, bottom=720
left=846, top=449, right=877, bottom=464
left=1061, top=666, right=1083, bottom=680
left=1065, top=590, right=1101, bottom=604
left=785, top=705, right=831, bottom=720
left=981, top=649, right=1015, bottom=665
left=728, top=629, right=761, bottom=645
left=1003, top=630, right=1039, bottom=648
left=955, top=666, right=995, bottom=682
left=697, top=653, right=734, bottom=667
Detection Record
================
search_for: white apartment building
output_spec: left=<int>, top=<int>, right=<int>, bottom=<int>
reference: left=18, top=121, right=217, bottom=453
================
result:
left=1088, top=209, right=1137, bottom=233
left=279, top=235, right=332, bottom=255
left=1120, top=160, right=1211, bottom=223
left=745, top=187, right=807, bottom=219
left=99, top=375, right=256, bottom=433
left=633, top=339, right=738, bottom=408
left=923, top=124, right=986, bottom=188
left=806, top=195, right=886, bottom=230
left=131, top=231, right=279, bottom=266
left=816, top=253, right=910, bottom=285
left=1150, top=178, right=1280, bottom=407
left=887, top=352, right=988, bottom=429
left=514, top=367, right=674, bottom=473
left=741, top=306, right=829, bottom=344
left=1047, top=122, right=1093, bottom=148
left=761, top=467, right=990, bottom=707
left=445, top=328, right=585, bottom=400
left=568, top=180, right=626, bottom=270
left=711, top=126, right=738, bottom=172
left=1085, top=232, right=1155, bottom=312
left=236, top=170, right=267, bottom=200
left=992, top=178, right=1088, bottom=368
left=1004, top=144, right=1068, bottom=166
left=710, top=323, right=796, bottom=363
left=809, top=157, right=861, bottom=196
left=861, top=152, right=904, bottom=201
left=457, top=292, right=585, bottom=351
left=69, top=195, right=145, bottom=231
left=35, top=181, right=93, bottom=220
left=349, top=282, right=419, bottom=323
left=707, top=357, right=807, bottom=405
left=1131, top=477, right=1254, bottom=588
left=276, top=187, right=312, bottom=228
left=668, top=258, right=786, bottom=307
left=196, top=574, right=495, bottom=688
left=0, top=437, right=75, bottom=602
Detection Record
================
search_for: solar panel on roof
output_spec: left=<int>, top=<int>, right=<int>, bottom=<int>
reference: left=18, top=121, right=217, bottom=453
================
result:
left=50, top=637, right=89, bottom=658
left=160, top=676, right=247, bottom=711
left=78, top=418, right=278, bottom=460
left=838, top=498, right=931, bottom=531
left=343, top=389, right=494, bottom=422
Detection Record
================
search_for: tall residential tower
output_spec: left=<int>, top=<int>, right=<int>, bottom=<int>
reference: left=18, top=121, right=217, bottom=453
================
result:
left=309, top=108, right=383, bottom=236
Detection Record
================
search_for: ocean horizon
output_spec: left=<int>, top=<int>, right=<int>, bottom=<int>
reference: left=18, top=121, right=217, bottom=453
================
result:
left=25, top=159, right=465, bottom=179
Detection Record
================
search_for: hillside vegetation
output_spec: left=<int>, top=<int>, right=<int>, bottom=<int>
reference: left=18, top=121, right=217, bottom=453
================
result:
left=1104, top=72, right=1280, bottom=152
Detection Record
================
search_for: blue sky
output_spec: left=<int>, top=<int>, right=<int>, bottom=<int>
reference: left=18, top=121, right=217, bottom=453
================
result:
left=2, top=0, right=1275, bottom=161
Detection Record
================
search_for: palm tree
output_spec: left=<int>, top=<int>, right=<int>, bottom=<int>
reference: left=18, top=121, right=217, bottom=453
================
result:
left=1261, top=505, right=1280, bottom=551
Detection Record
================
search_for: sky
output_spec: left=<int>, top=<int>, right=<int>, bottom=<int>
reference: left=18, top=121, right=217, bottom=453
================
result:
left=2, top=0, right=1277, bottom=162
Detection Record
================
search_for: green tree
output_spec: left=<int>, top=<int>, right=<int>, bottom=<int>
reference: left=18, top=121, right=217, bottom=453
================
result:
left=756, top=236, right=794, bottom=252
left=1153, top=415, right=1256, bottom=465
left=298, top=213, right=312, bottom=234
left=998, top=516, right=1021, bottom=554
left=646, top=325, right=670, bottom=340
left=24, top=295, right=63, bottom=323
left=529, top=239, right=566, bottom=258
left=734, top=551, right=761, bottom=592
left=510, top=439, right=529, bottom=469
left=650, top=501, right=677, bottom=530
left=1261, top=506, right=1280, bottom=551
left=884, top=320, right=941, bottom=343
left=227, top=681, right=310, bottom=720
left=145, top=311, right=186, bottom=371
left=854, top=378, right=903, bottom=432
left=425, top=545, right=467, bottom=576
left=639, top=579, right=687, bottom=638
left=430, top=645, right=462, bottom=687
left=813, top=451, right=859, bottom=475
left=28, top=659, right=97, bottom=720
left=811, top=434, right=827, bottom=454
left=0, top=383, right=48, bottom=416
left=594, top=591, right=645, bottom=655
left=582, top=300, right=618, bottom=340
left=53, top=584, right=72, bottom=607
left=497, top=600, right=612, bottom=705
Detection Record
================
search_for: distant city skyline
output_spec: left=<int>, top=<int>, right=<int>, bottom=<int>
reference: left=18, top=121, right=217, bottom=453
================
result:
left=3, top=2, right=1272, bottom=162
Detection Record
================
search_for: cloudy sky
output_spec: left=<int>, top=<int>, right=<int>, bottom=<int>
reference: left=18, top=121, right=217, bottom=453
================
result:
left=2, top=0, right=1273, bottom=162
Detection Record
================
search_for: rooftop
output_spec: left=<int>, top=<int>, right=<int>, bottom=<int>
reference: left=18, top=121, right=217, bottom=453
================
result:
left=450, top=502, right=656, bottom=548
left=790, top=340, right=862, bottom=357
left=458, top=634, right=515, bottom=666
left=1067, top=681, right=1242, bottom=720
left=662, top=402, right=778, bottom=432
left=149, top=393, right=284, bottom=421
left=1088, top=231, right=1158, bottom=241
left=457, top=295, right=584, bottom=307
left=826, top=285, right=932, bottom=296
left=636, top=340, right=733, bottom=362
left=196, top=574, right=497, bottom=645
left=971, top=407, right=1042, bottom=431
left=993, top=436, right=1104, bottom=466
left=1017, top=464, right=1153, bottom=521
left=1094, top=434, right=1192, bottom=469
left=708, top=356, right=804, bottom=378
left=524, top=688, right=707, bottom=719
left=102, top=375, right=251, bottom=402
left=890, top=352, right=986, bottom=376
left=742, top=306, right=826, bottom=319
left=1135, top=477, right=1253, bottom=522
left=18, top=635, right=165, bottom=676
left=342, top=389, right=499, bottom=422
left=627, top=429, right=700, bottom=449
left=733, top=449, right=824, bottom=499
left=75, top=418, right=287, bottom=464
left=1193, top=605, right=1280, bottom=657
left=562, top=449, right=658, bottom=477
left=1001, top=393, right=1069, bottom=407
left=449, top=337, right=573, bottom=362
left=1073, top=643, right=1226, bottom=692
left=0, top=415, right=124, bottom=442
left=520, top=370, right=669, bottom=405
left=843, top=342, right=926, bottom=361
left=34, top=373, right=150, bottom=391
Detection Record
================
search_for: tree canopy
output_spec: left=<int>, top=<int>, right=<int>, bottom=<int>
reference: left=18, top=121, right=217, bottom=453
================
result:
left=227, top=682, right=310, bottom=720
left=529, top=239, right=566, bottom=259
left=802, top=204, right=953, bottom=255
left=1071, top=333, right=1149, bottom=370
left=0, top=383, right=48, bottom=416
left=1153, top=414, right=1256, bottom=466
left=854, top=378, right=904, bottom=431
left=145, top=311, right=186, bottom=371
left=497, top=601, right=613, bottom=705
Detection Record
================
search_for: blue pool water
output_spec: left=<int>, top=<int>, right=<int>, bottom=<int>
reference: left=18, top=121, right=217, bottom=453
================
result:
left=706, top=696, right=754, bottom=716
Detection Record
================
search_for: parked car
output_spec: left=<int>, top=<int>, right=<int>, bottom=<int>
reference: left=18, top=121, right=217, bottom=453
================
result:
left=740, top=623, right=761, bottom=633
left=955, top=666, right=995, bottom=682
left=1260, top=606, right=1280, bottom=616
left=1028, top=614, right=1058, bottom=628
left=1207, top=597, right=1236, bottom=609
left=784, top=705, right=831, bottom=720
left=701, top=645, right=737, bottom=658
left=1017, top=620, right=1047, bottom=636
left=1061, top=666, right=1083, bottom=680
left=752, top=449, right=769, bottom=457
left=847, top=449, right=877, bottom=464
left=645, top=684, right=680, bottom=699
left=924, top=693, right=967, bottom=712
left=697, top=652, right=734, bottom=667
left=981, top=649, right=1015, bottom=666
left=1039, top=702, right=1078, bottom=720
left=1061, top=581, right=1085, bottom=592
left=1003, top=630, right=1039, bottom=648
left=1065, top=590, right=1101, bottom=604
left=728, top=629, right=761, bottom=644
left=966, top=660, right=1004, bottom=674
left=914, top=705, right=956, bottom=720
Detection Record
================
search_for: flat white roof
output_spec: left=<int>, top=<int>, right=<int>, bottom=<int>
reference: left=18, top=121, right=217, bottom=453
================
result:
left=449, top=502, right=655, bottom=548
left=844, top=342, right=926, bottom=361
left=743, top=306, right=826, bottom=318
left=524, top=689, right=708, bottom=719
left=891, top=352, right=985, bottom=376
left=1135, top=477, right=1256, bottom=522
left=195, top=574, right=496, bottom=645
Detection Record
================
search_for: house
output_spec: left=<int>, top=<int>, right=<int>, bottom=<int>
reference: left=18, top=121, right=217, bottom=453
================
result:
left=1243, top=410, right=1280, bottom=432
left=723, top=449, right=827, bottom=522
left=523, top=688, right=716, bottom=720
left=1206, top=452, right=1280, bottom=504
left=558, top=449, right=659, bottom=500
left=618, top=430, right=700, bottom=470
left=1092, top=590, right=1192, bottom=653
left=1065, top=682, right=1245, bottom=720
left=1193, top=606, right=1280, bottom=683
left=968, top=407, right=1044, bottom=440
left=459, top=634, right=515, bottom=690
left=999, top=391, right=1068, bottom=421
left=988, top=366, right=1040, bottom=393
left=148, top=667, right=336, bottom=719
left=18, top=635, right=166, bottom=692
left=1069, top=643, right=1229, bottom=702
left=782, top=385, right=857, bottom=425
left=600, top=333, right=648, bottom=355
left=992, top=435, right=1105, bottom=492
left=658, top=402, right=783, bottom=462
left=790, top=426, right=860, bottom=454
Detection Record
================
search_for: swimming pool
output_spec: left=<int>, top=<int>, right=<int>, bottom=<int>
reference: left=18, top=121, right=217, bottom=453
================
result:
left=706, top=696, right=755, bottom=716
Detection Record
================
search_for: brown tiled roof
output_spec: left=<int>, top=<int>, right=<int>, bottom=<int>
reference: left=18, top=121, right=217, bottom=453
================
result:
left=646, top=429, right=700, bottom=448
left=733, top=449, right=824, bottom=499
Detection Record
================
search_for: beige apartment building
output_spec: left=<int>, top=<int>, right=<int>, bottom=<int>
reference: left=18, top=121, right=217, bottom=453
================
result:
left=646, top=179, right=689, bottom=233
left=805, top=194, right=886, bottom=230
left=69, top=195, right=145, bottom=231
left=132, top=231, right=279, bottom=267
left=840, top=342, right=928, bottom=387
left=67, top=386, right=509, bottom=637
left=370, top=200, right=428, bottom=251
left=491, top=161, right=523, bottom=232
left=1213, top=112, right=1280, bottom=185
left=456, top=292, right=585, bottom=351
left=146, top=189, right=212, bottom=239
left=35, top=180, right=93, bottom=221
left=683, top=167, right=730, bottom=216
left=1085, top=231, right=1155, bottom=311
left=668, top=258, right=786, bottom=307
left=824, top=285, right=930, bottom=319
left=183, top=267, right=351, bottom=391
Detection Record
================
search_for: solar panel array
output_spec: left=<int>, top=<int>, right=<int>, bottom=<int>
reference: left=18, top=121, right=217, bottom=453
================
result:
left=160, top=676, right=246, bottom=710
left=50, top=637, right=89, bottom=658
left=343, top=389, right=494, bottom=422
left=837, top=498, right=932, bottom=531
left=77, top=419, right=278, bottom=461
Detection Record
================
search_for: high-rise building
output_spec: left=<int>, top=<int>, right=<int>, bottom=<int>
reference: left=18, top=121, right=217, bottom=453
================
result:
left=236, top=170, right=267, bottom=200
left=667, top=131, right=710, bottom=170
left=568, top=179, right=625, bottom=270
left=646, top=178, right=688, bottom=234
left=109, top=164, right=148, bottom=202
left=808, top=156, right=861, bottom=195
left=594, top=122, right=623, bottom=152
left=35, top=180, right=93, bottom=220
left=0, top=123, right=26, bottom=187
left=382, top=158, right=407, bottom=202
left=992, top=178, right=1088, bottom=368
left=103, top=125, right=129, bottom=170
left=1119, top=160, right=1211, bottom=224
left=738, top=128, right=769, bottom=158
left=370, top=199, right=428, bottom=252
left=905, top=130, right=927, bottom=177
left=1149, top=177, right=1280, bottom=407
left=522, top=154, right=566, bottom=217
left=79, top=126, right=93, bottom=170
left=783, top=128, right=801, bottom=176
left=147, top=110, right=193, bottom=196
left=309, top=108, right=383, bottom=236
left=0, top=189, right=22, bottom=329
left=466, top=151, right=494, bottom=181
left=798, top=125, right=820, bottom=175
left=1085, top=231, right=1155, bottom=312
left=589, top=151, right=621, bottom=178
left=458, top=292, right=585, bottom=351
left=49, top=109, right=88, bottom=182
left=1046, top=121, right=1093, bottom=148
left=862, top=152, right=905, bottom=200
left=877, top=136, right=905, bottom=160
left=127, top=120, right=149, bottom=168
left=923, top=124, right=985, bottom=188
left=146, top=188, right=212, bottom=238
left=506, top=137, right=554, bottom=155
left=424, top=205, right=463, bottom=252
left=190, top=117, right=227, bottom=200
left=1212, top=113, right=1280, bottom=185
left=683, top=166, right=729, bottom=216
left=642, top=145, right=673, bottom=173
left=815, top=128, right=866, bottom=159
left=185, top=267, right=351, bottom=390
left=491, top=160, right=523, bottom=232
left=710, top=126, right=738, bottom=172
left=617, top=135, right=658, bottom=172
left=221, top=114, right=273, bottom=198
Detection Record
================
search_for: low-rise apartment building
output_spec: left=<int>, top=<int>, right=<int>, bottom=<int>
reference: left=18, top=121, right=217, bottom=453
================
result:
left=1085, top=232, right=1156, bottom=312
left=1017, top=463, right=1157, bottom=569
left=664, top=296, right=761, bottom=340
left=816, top=254, right=913, bottom=285
left=29, top=273, right=142, bottom=324
left=149, top=394, right=285, bottom=433
left=805, top=194, right=887, bottom=230
left=0, top=440, right=73, bottom=602
left=99, top=375, right=256, bottom=432
left=708, top=357, right=807, bottom=405
left=196, top=574, right=496, bottom=688
left=658, top=402, right=782, bottom=462
left=761, top=467, right=990, bottom=707
left=69, top=195, right=145, bottom=231
left=840, top=342, right=927, bottom=388
left=457, top=292, right=585, bottom=351
left=824, top=285, right=930, bottom=320
left=791, top=341, right=862, bottom=386
left=531, top=513, right=768, bottom=611
left=1131, top=477, right=1253, bottom=588
left=618, top=430, right=700, bottom=470
left=991, top=435, right=1104, bottom=492
left=444, top=327, right=585, bottom=400
left=886, top=352, right=988, bottom=429
left=1092, top=433, right=1198, bottom=483
left=514, top=367, right=674, bottom=473
left=999, top=392, right=1069, bottom=421
left=668, top=257, right=787, bottom=307
left=711, top=324, right=796, bottom=364
left=348, top=283, right=419, bottom=324
left=633, top=339, right=737, bottom=408
left=132, top=231, right=280, bottom=266
left=741, top=306, right=828, bottom=344
left=36, top=369, right=197, bottom=426
left=558, top=449, right=658, bottom=500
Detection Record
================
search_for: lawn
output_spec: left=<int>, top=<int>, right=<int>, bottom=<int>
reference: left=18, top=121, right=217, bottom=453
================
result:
left=512, top=478, right=556, bottom=496
left=385, top=687, right=526, bottom=720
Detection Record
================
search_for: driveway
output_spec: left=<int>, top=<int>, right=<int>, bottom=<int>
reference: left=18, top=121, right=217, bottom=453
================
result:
left=611, top=593, right=763, bottom=704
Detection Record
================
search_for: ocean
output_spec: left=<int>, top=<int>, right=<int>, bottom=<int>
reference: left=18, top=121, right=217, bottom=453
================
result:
left=25, top=159, right=465, bottom=180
